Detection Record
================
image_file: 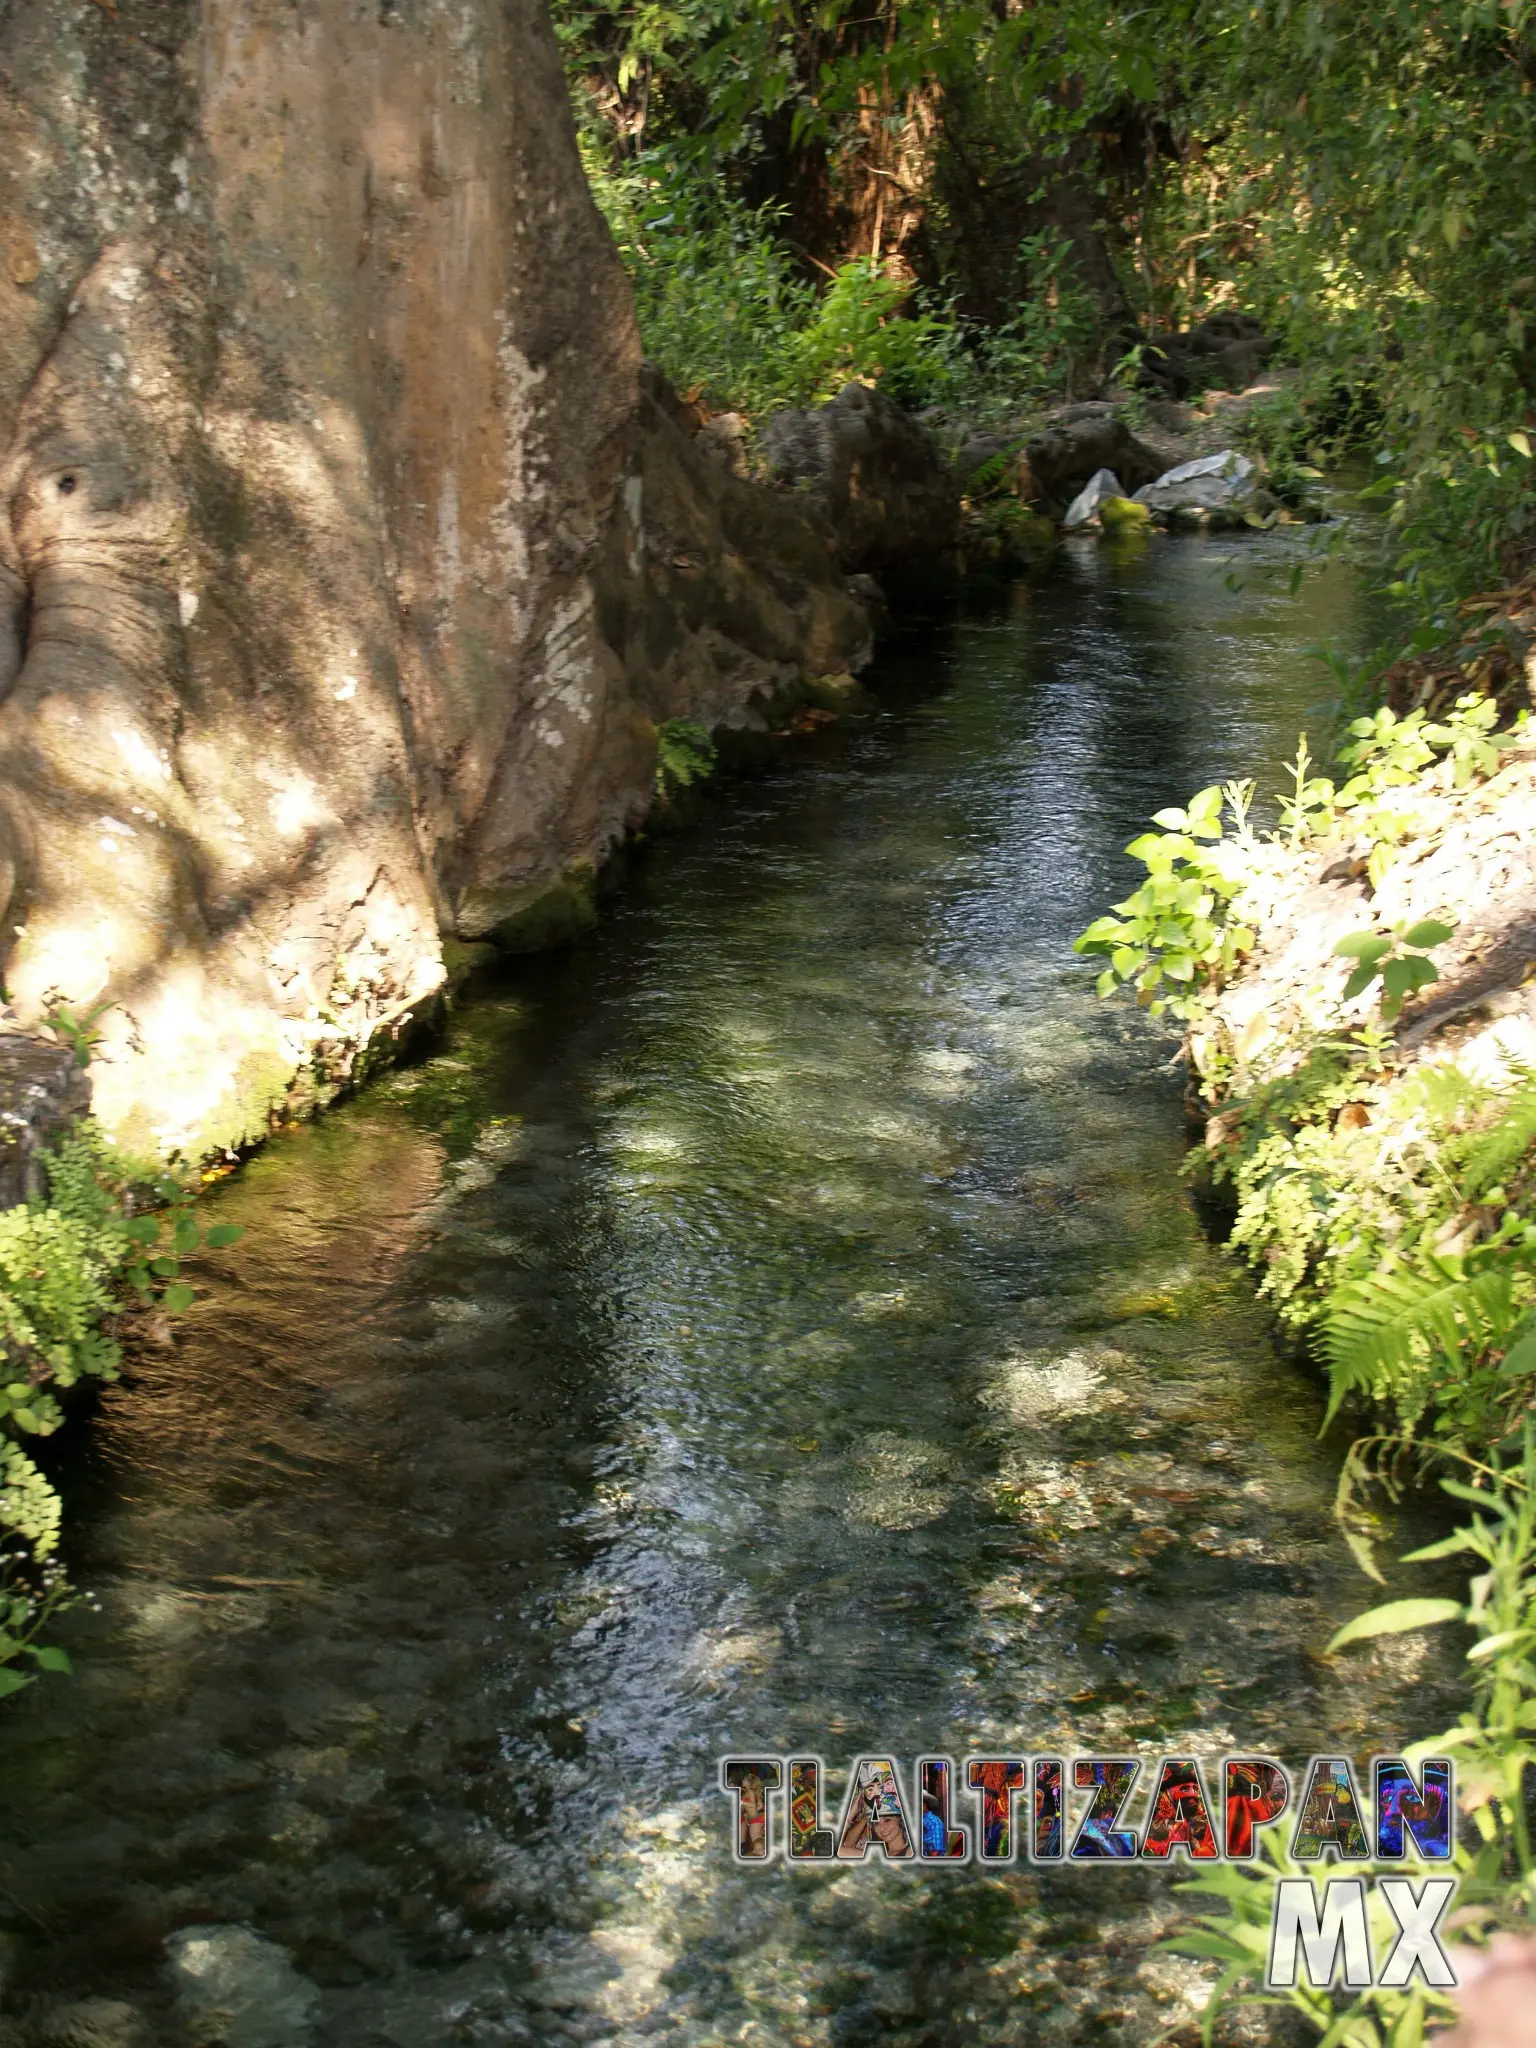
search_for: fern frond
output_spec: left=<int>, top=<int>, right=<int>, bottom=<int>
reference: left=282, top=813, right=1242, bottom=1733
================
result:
left=1459, top=1075, right=1536, bottom=1198
left=1321, top=1257, right=1518, bottom=1422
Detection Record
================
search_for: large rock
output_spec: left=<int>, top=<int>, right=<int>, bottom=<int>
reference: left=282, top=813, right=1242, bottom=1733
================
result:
left=1019, top=403, right=1166, bottom=516
left=1138, top=312, right=1272, bottom=400
left=759, top=382, right=960, bottom=576
left=0, top=1033, right=90, bottom=1209
left=0, top=2, right=869, bottom=1160
left=1134, top=449, right=1257, bottom=516
left=23, top=2001, right=153, bottom=2048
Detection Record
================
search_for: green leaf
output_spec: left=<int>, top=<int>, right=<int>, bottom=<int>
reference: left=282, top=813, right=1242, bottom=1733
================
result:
left=149, top=1257, right=179, bottom=1278
left=172, top=1219, right=201, bottom=1256
left=0, top=1667, right=33, bottom=1697
left=1075, top=915, right=1128, bottom=952
left=1327, top=1598, right=1464, bottom=1653
left=1401, top=920, right=1455, bottom=948
left=29, top=1644, right=71, bottom=1673
left=1343, top=962, right=1382, bottom=1001
left=124, top=1217, right=159, bottom=1245
left=1466, top=1629, right=1529, bottom=1662
left=1510, top=431, right=1533, bottom=460
left=1402, top=1530, right=1484, bottom=1561
left=204, top=1224, right=244, bottom=1250
left=1334, top=933, right=1392, bottom=962
left=163, top=1283, right=196, bottom=1315
left=1500, top=1319, right=1536, bottom=1377
left=1382, top=956, right=1414, bottom=1001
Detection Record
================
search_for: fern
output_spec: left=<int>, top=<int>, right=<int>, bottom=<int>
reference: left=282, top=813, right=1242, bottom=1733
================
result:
left=963, top=437, right=1025, bottom=499
left=655, top=719, right=718, bottom=798
left=1458, top=1073, right=1536, bottom=1199
left=1321, top=1253, right=1519, bottom=1424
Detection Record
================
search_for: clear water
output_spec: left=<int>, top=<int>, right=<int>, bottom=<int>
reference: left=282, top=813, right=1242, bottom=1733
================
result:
left=0, top=531, right=1460, bottom=2046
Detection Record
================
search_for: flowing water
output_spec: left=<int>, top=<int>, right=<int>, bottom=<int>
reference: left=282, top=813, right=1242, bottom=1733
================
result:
left=0, top=530, right=1462, bottom=2046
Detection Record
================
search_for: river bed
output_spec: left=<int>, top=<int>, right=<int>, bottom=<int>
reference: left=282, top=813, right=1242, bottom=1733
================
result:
left=0, top=529, right=1462, bottom=2046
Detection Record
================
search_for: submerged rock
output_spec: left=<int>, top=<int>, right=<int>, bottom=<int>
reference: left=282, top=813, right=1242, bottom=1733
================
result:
left=165, top=1925, right=320, bottom=2048
left=24, top=2003, right=153, bottom=2048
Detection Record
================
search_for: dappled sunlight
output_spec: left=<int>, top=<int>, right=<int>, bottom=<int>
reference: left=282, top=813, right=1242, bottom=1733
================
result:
left=0, top=553, right=1469, bottom=2043
left=981, top=1344, right=1125, bottom=1424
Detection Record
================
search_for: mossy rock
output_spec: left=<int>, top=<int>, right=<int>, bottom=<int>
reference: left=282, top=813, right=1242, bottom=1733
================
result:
left=1099, top=495, right=1152, bottom=532
left=456, top=867, right=599, bottom=954
left=439, top=936, right=498, bottom=994
left=803, top=669, right=876, bottom=713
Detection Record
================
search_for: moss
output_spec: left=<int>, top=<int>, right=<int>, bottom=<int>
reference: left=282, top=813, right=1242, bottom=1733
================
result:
left=439, top=936, right=498, bottom=995
left=802, top=669, right=876, bottom=713
left=456, top=864, right=600, bottom=954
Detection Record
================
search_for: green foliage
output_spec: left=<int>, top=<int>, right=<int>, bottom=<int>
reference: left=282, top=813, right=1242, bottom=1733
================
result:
left=1073, top=682, right=1536, bottom=1452
left=1072, top=782, right=1257, bottom=1021
left=0, top=1120, right=245, bottom=1695
left=581, top=148, right=814, bottom=414
left=779, top=259, right=958, bottom=409
left=654, top=718, right=718, bottom=798
left=1079, top=687, right=1514, bottom=1048
left=39, top=994, right=115, bottom=1070
left=558, top=0, right=1536, bottom=626
left=1322, top=1251, right=1532, bottom=1429
left=580, top=144, right=966, bottom=414
left=1333, top=919, right=1455, bottom=1021
left=1178, top=1428, right=1536, bottom=2045
left=1209, top=1056, right=1536, bottom=1449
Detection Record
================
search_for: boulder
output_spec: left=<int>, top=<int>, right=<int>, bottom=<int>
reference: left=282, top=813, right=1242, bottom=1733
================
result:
left=694, top=411, right=750, bottom=478
left=1063, top=469, right=1125, bottom=531
left=1134, top=312, right=1273, bottom=400
left=759, top=383, right=960, bottom=576
left=1021, top=404, right=1166, bottom=515
left=955, top=431, right=1023, bottom=489
left=1134, top=450, right=1258, bottom=521
left=24, top=2002, right=153, bottom=2048
left=0, top=1032, right=89, bottom=1209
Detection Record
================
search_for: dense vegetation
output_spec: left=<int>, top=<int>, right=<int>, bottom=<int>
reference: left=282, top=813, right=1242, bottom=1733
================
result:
left=557, top=0, right=1535, bottom=619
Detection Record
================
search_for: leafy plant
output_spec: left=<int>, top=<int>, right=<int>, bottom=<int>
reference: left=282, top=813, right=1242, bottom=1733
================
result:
left=40, top=994, right=116, bottom=1069
left=1073, top=783, right=1257, bottom=1022
left=1321, top=1247, right=1534, bottom=1428
left=1334, top=919, right=1456, bottom=1022
left=1278, top=733, right=1339, bottom=848
left=654, top=718, right=718, bottom=799
left=0, top=1121, right=244, bottom=1696
left=1177, top=1427, right=1536, bottom=2045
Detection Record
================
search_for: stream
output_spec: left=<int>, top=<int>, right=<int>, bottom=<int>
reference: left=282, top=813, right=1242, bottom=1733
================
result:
left=0, top=528, right=1463, bottom=2047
